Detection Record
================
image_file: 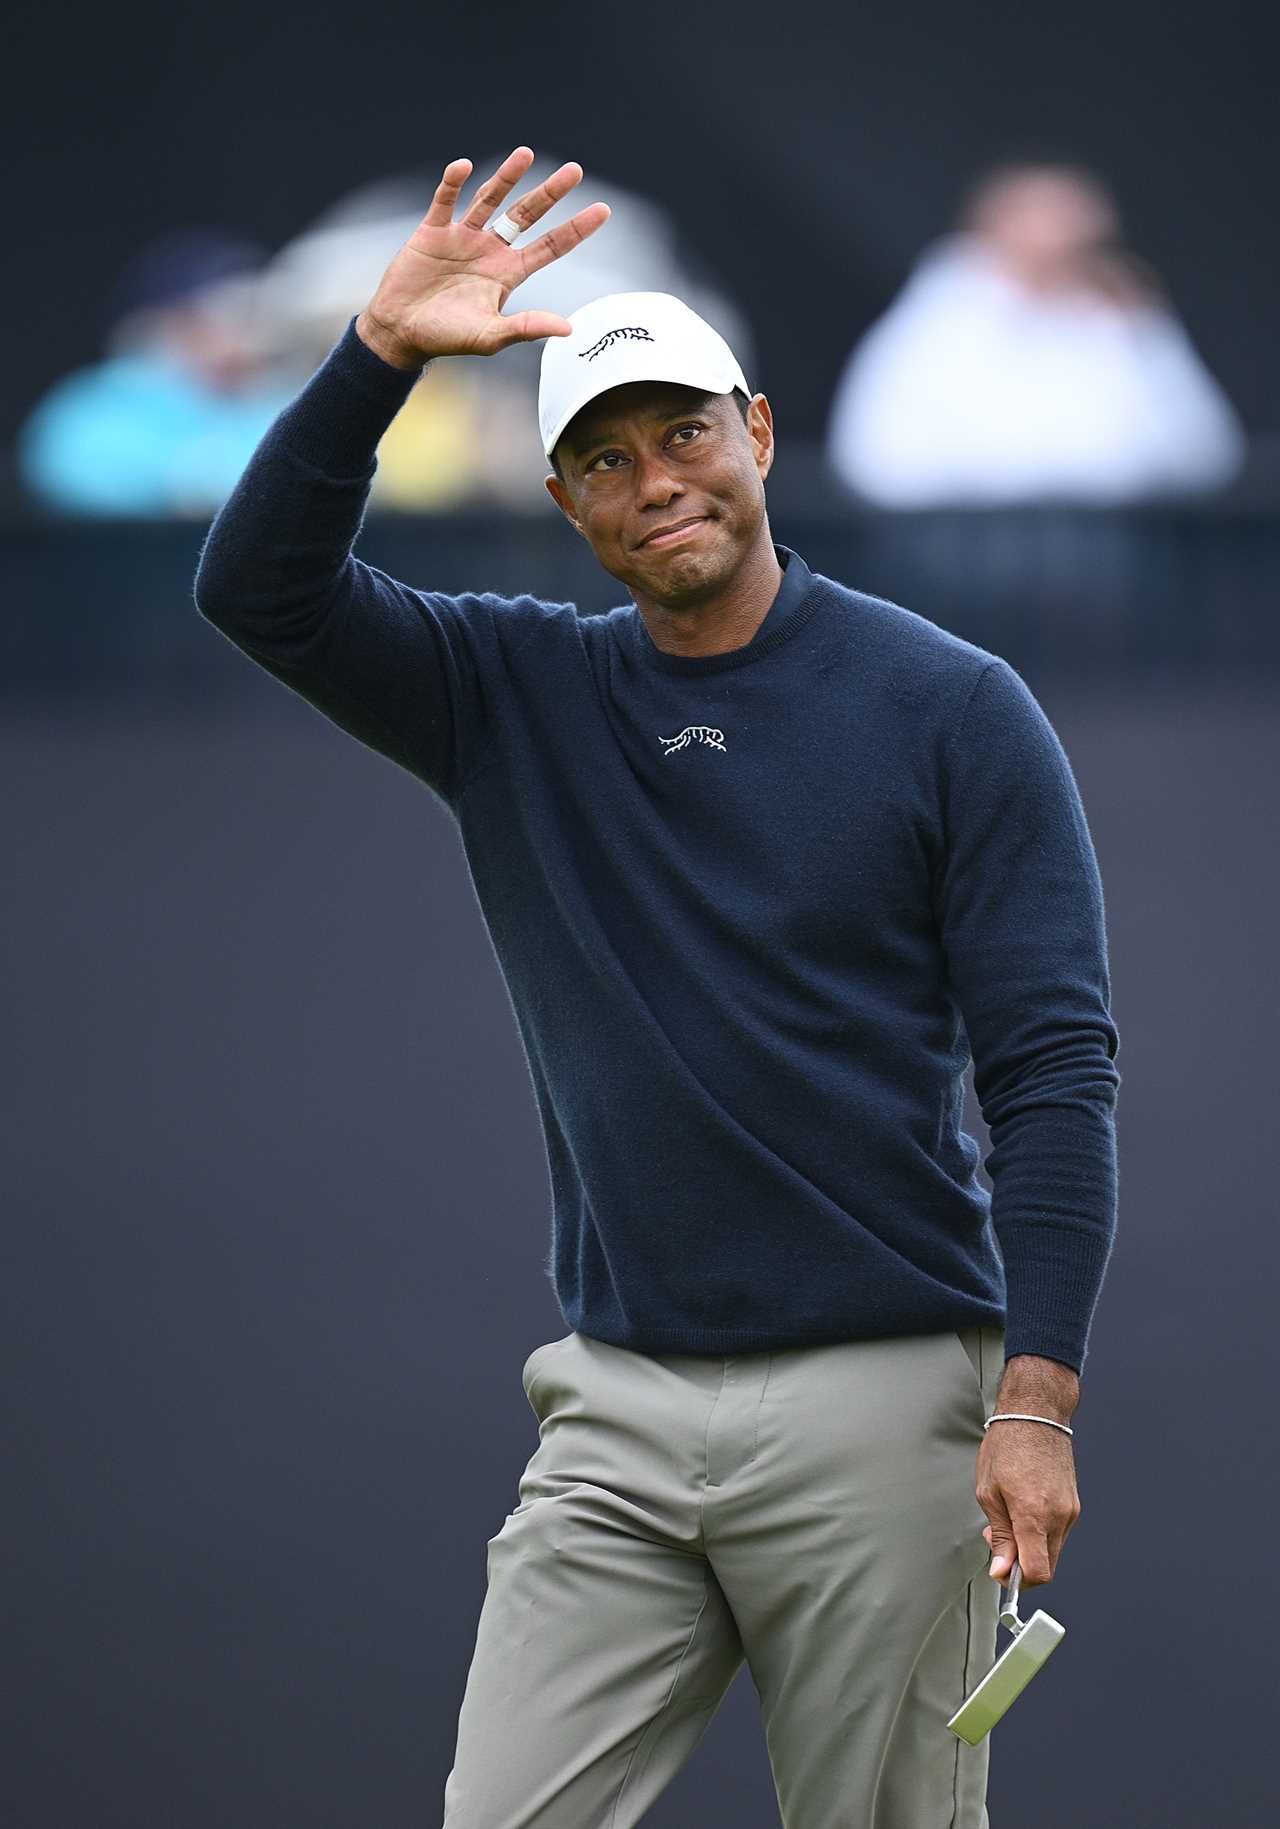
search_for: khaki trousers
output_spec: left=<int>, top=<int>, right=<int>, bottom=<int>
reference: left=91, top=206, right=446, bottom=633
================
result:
left=442, top=1323, right=1004, bottom=1828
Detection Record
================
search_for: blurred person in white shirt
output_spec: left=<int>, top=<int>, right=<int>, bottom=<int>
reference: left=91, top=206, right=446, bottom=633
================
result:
left=826, top=161, right=1244, bottom=507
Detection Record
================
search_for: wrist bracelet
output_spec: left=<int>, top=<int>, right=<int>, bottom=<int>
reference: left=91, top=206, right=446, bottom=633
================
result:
left=984, top=1411, right=1074, bottom=1437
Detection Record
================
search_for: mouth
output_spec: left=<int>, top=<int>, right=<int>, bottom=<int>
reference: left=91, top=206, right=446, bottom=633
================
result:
left=635, top=516, right=710, bottom=550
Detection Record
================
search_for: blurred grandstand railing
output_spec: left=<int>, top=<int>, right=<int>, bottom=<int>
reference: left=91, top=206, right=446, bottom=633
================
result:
left=4, top=481, right=1278, bottom=691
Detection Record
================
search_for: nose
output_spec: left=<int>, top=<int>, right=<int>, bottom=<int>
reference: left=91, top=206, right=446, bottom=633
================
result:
left=632, top=447, right=684, bottom=512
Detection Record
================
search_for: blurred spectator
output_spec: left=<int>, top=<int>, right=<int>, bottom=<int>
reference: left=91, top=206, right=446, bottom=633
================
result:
left=826, top=162, right=1245, bottom=507
left=257, top=159, right=755, bottom=511
left=17, top=230, right=293, bottom=517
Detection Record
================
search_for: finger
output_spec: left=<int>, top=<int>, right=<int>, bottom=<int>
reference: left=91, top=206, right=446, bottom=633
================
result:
left=458, top=144, right=537, bottom=230
left=520, top=201, right=611, bottom=279
left=492, top=160, right=585, bottom=238
left=1045, top=1524, right=1066, bottom=1582
left=1012, top=1520, right=1052, bottom=1588
left=490, top=308, right=574, bottom=350
left=987, top=1525, right=1016, bottom=1582
left=423, top=157, right=474, bottom=228
left=977, top=1471, right=1014, bottom=1578
left=1047, top=1501, right=1080, bottom=1575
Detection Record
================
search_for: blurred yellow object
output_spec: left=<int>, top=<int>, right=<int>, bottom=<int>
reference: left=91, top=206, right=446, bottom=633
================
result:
left=371, top=369, right=483, bottom=510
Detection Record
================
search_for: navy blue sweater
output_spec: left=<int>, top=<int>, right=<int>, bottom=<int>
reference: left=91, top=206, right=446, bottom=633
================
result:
left=195, top=320, right=1121, bottom=1373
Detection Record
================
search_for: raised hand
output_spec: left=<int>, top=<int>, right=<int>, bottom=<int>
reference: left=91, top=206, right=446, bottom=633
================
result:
left=355, top=147, right=610, bottom=369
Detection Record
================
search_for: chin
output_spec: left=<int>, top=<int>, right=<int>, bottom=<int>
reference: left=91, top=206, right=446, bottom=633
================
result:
left=642, top=536, right=732, bottom=603
left=653, top=551, right=714, bottom=594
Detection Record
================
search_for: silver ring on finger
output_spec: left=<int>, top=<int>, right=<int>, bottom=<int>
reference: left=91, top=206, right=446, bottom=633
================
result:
left=484, top=210, right=521, bottom=245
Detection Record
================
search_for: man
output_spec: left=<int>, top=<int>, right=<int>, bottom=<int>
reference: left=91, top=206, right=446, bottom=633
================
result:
left=196, top=147, right=1120, bottom=1828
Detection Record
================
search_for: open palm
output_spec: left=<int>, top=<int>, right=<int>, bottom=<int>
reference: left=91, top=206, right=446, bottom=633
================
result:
left=360, top=147, right=610, bottom=363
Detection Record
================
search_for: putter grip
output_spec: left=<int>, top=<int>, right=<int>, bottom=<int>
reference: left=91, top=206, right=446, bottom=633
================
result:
left=998, top=1559, right=1023, bottom=1634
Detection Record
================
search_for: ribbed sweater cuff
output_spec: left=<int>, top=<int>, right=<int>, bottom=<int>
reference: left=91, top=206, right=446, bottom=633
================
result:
left=998, top=1222, right=1115, bottom=1374
left=276, top=316, right=424, bottom=476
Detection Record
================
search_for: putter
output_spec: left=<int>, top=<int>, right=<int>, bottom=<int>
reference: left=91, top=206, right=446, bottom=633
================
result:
left=946, top=1560, right=1066, bottom=1745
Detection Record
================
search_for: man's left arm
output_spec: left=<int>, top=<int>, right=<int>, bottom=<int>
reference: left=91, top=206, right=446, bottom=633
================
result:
left=936, top=659, right=1121, bottom=1586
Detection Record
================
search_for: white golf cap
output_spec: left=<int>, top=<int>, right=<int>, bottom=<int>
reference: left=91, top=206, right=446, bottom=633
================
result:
left=538, top=290, right=751, bottom=462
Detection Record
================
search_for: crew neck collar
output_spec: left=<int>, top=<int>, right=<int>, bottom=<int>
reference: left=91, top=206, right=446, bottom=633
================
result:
left=623, top=544, right=822, bottom=676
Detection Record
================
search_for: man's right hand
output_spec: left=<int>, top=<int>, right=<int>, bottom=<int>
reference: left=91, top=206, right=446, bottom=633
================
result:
left=355, top=147, right=610, bottom=371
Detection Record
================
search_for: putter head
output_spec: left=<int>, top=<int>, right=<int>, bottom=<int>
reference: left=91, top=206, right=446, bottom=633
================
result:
left=946, top=1608, right=1066, bottom=1745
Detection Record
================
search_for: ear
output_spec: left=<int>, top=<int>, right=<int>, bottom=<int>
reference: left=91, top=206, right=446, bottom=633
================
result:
left=545, top=471, right=586, bottom=535
left=746, top=393, right=775, bottom=482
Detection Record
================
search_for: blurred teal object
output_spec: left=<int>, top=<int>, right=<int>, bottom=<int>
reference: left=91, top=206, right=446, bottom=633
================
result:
left=17, top=354, right=292, bottom=518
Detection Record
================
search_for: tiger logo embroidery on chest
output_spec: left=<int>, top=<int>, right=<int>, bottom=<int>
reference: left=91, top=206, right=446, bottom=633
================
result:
left=659, top=725, right=726, bottom=756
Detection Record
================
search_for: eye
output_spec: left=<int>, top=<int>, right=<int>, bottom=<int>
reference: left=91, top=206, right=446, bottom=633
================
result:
left=668, top=423, right=703, bottom=446
left=585, top=450, right=628, bottom=474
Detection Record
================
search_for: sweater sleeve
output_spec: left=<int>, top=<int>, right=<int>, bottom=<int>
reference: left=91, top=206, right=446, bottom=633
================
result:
left=193, top=318, right=491, bottom=804
left=937, top=660, right=1121, bottom=1373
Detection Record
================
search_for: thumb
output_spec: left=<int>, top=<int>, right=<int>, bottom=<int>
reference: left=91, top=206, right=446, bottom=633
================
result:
left=985, top=1517, right=1017, bottom=1582
left=495, top=309, right=573, bottom=348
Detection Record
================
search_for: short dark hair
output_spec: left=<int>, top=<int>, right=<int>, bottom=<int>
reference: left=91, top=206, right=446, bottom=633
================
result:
left=551, top=387, right=752, bottom=480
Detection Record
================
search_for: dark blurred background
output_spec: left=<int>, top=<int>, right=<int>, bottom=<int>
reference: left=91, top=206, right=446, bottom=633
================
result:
left=3, top=0, right=1279, bottom=455
left=4, top=3, right=1278, bottom=1826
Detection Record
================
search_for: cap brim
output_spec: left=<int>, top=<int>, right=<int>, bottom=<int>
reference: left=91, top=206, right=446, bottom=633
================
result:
left=543, top=348, right=750, bottom=460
